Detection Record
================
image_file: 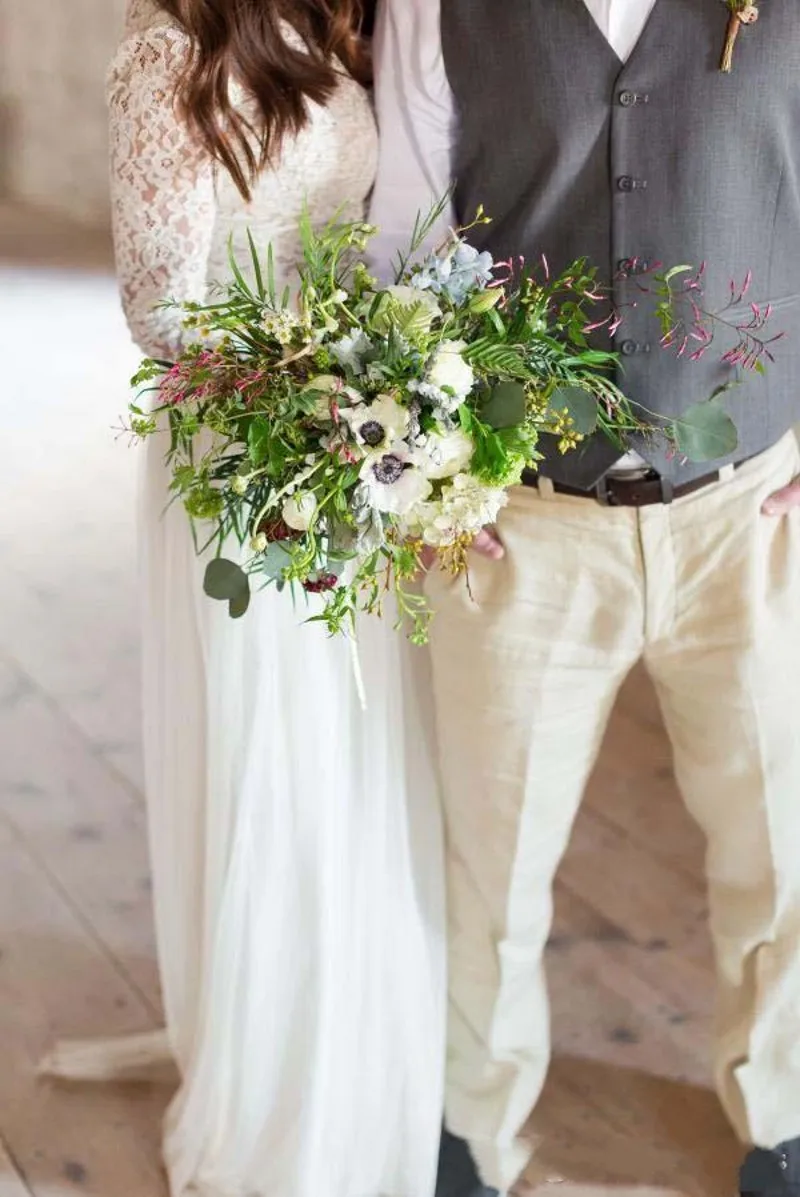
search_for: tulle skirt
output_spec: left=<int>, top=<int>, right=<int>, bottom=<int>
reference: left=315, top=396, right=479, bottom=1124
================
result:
left=44, top=435, right=446, bottom=1197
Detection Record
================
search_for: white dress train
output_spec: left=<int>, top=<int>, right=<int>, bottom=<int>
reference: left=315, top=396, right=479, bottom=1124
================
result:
left=41, top=4, right=446, bottom=1195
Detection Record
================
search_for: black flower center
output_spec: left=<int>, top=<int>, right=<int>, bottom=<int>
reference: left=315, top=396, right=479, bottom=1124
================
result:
left=373, top=454, right=406, bottom=485
left=360, top=419, right=385, bottom=447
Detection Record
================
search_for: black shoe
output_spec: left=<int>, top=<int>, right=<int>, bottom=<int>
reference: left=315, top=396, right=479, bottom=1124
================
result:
left=740, top=1136, right=800, bottom=1194
left=435, top=1127, right=500, bottom=1197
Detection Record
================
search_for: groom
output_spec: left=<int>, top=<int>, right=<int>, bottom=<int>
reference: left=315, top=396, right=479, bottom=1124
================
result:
left=370, top=1, right=800, bottom=1195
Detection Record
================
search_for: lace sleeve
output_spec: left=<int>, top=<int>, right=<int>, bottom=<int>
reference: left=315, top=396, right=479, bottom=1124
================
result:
left=107, top=23, right=216, bottom=359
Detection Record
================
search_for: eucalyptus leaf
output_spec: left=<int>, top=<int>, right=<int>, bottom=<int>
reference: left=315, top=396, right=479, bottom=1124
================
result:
left=673, top=400, right=738, bottom=462
left=550, top=386, right=598, bottom=435
left=228, top=589, right=251, bottom=619
left=204, top=557, right=249, bottom=602
left=261, top=541, right=292, bottom=580
left=481, top=382, right=527, bottom=430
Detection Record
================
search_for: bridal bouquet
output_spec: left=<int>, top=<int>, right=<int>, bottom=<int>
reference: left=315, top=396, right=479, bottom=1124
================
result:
left=129, top=208, right=774, bottom=642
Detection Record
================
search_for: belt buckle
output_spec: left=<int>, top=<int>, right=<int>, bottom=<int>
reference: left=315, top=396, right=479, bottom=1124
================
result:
left=595, top=471, right=674, bottom=507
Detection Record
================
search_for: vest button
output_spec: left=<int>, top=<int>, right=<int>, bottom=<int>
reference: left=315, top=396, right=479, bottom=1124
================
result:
left=618, top=176, right=648, bottom=191
left=619, top=90, right=636, bottom=106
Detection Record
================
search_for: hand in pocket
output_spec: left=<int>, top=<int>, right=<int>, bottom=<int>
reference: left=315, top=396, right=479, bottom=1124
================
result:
left=762, top=474, right=800, bottom=515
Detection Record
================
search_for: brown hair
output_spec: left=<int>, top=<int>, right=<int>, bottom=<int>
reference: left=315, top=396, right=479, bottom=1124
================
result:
left=159, top=0, right=369, bottom=200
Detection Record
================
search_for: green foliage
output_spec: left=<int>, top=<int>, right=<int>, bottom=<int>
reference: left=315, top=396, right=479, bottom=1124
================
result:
left=673, top=400, right=739, bottom=461
left=480, top=382, right=527, bottom=429
left=550, top=386, right=599, bottom=435
left=204, top=558, right=251, bottom=619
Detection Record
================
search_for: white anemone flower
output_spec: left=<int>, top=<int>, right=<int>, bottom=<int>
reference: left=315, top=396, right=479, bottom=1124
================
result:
left=359, top=441, right=432, bottom=516
left=343, top=394, right=410, bottom=449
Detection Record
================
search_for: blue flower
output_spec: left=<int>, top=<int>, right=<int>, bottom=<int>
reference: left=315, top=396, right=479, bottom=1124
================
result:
left=411, top=241, right=495, bottom=305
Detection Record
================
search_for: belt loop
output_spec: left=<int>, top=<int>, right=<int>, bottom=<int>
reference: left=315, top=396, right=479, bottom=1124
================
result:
left=660, top=477, right=674, bottom=504
left=537, top=475, right=556, bottom=501
left=718, top=464, right=735, bottom=483
left=595, top=473, right=612, bottom=506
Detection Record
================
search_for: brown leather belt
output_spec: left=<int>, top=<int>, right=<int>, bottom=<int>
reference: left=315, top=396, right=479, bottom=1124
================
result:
left=520, top=462, right=746, bottom=507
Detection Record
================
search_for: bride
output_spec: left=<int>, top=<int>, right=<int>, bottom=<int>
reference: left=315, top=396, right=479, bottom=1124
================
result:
left=43, top=2, right=445, bottom=1194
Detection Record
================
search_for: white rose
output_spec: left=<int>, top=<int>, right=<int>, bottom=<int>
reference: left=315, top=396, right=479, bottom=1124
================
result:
left=426, top=340, right=475, bottom=404
left=421, top=428, right=475, bottom=479
left=282, top=490, right=318, bottom=531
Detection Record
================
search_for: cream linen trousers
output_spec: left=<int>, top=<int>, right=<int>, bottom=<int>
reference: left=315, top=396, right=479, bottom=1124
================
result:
left=426, top=430, right=800, bottom=1192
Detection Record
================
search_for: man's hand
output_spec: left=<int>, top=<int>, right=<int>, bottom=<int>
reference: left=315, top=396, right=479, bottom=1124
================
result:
left=762, top=475, right=800, bottom=516
left=419, top=527, right=505, bottom=573
left=471, top=527, right=505, bottom=559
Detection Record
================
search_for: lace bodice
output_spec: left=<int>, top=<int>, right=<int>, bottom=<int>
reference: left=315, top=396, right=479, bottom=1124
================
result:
left=107, top=0, right=378, bottom=358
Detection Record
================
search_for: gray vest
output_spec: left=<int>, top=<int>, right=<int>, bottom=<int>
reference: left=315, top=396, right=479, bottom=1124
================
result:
left=441, top=0, right=800, bottom=487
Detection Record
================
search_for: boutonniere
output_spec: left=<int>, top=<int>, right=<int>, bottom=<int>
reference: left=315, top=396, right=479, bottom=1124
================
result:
left=719, top=0, right=761, bottom=72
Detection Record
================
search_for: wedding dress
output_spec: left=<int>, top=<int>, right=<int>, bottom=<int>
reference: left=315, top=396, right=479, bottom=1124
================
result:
left=41, top=3, right=446, bottom=1194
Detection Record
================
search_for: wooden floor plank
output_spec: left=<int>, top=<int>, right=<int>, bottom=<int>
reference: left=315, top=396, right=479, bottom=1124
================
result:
left=0, top=820, right=168, bottom=1197
left=0, top=657, right=160, bottom=1012
left=585, top=667, right=708, bottom=879
left=0, top=1138, right=31, bottom=1197
left=532, top=887, right=741, bottom=1195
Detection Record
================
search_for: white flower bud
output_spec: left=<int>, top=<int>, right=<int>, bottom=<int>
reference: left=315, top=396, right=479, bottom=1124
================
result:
left=282, top=490, right=318, bottom=532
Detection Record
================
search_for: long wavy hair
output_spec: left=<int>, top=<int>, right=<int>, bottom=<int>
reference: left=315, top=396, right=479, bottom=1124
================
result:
left=158, top=0, right=369, bottom=200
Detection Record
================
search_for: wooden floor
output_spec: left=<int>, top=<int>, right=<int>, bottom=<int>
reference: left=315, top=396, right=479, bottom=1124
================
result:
left=0, top=213, right=740, bottom=1197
